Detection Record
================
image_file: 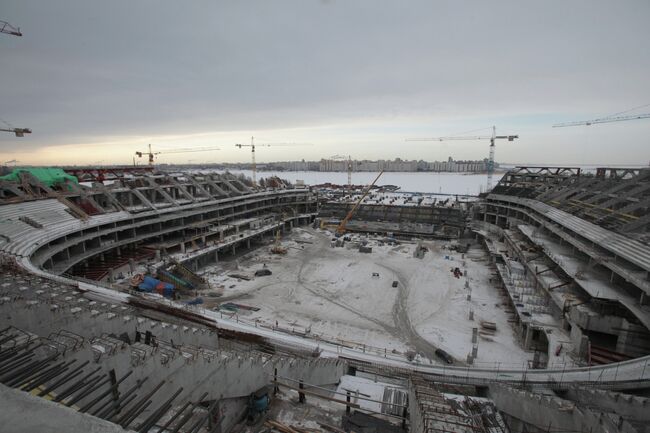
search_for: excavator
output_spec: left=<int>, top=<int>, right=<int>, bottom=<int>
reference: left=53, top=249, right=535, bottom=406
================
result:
left=335, top=170, right=383, bottom=236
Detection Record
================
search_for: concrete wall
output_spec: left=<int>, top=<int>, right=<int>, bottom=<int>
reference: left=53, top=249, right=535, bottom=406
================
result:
left=0, top=384, right=128, bottom=433
left=489, top=384, right=638, bottom=433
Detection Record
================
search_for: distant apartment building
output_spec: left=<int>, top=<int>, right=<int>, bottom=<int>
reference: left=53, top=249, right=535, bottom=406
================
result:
left=255, top=157, right=490, bottom=172
left=319, top=157, right=489, bottom=172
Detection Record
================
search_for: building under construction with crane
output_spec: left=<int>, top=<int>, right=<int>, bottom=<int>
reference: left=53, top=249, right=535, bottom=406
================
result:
left=1, top=159, right=650, bottom=433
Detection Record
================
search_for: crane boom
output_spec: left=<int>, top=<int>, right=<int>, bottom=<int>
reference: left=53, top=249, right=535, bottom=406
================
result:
left=553, top=113, right=650, bottom=128
left=135, top=144, right=221, bottom=166
left=235, top=137, right=311, bottom=187
left=0, top=20, right=22, bottom=37
left=405, top=126, right=518, bottom=191
left=336, top=170, right=384, bottom=235
left=0, top=127, right=31, bottom=137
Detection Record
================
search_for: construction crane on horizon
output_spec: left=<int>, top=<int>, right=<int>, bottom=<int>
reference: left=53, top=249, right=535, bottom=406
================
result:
left=330, top=154, right=353, bottom=191
left=235, top=136, right=311, bottom=187
left=0, top=20, right=22, bottom=37
left=0, top=118, right=31, bottom=137
left=406, top=126, right=518, bottom=191
left=553, top=104, right=650, bottom=127
left=135, top=144, right=221, bottom=166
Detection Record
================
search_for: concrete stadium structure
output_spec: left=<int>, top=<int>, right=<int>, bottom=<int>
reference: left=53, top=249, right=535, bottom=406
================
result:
left=1, top=168, right=649, bottom=433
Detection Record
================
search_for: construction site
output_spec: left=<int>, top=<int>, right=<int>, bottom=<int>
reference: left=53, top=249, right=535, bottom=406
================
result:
left=0, top=160, right=649, bottom=433
left=2, top=4, right=650, bottom=432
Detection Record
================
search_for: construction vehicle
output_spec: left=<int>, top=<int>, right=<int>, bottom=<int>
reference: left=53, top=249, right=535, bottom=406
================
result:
left=335, top=170, right=384, bottom=236
left=271, top=229, right=287, bottom=255
left=135, top=144, right=221, bottom=166
left=406, top=126, right=518, bottom=191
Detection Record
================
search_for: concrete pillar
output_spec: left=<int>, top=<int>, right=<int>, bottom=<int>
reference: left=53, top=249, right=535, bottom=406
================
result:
left=247, top=239, right=251, bottom=249
left=180, top=243, right=186, bottom=254
left=472, top=327, right=478, bottom=344
left=155, top=250, right=161, bottom=261
left=108, top=268, right=114, bottom=283
left=129, top=258, right=136, bottom=273
left=214, top=251, right=219, bottom=263
left=524, top=325, right=533, bottom=349
left=232, top=245, right=236, bottom=256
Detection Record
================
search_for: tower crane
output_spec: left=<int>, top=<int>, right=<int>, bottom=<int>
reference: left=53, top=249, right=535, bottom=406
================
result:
left=135, top=144, right=221, bottom=166
left=235, top=136, right=311, bottom=186
left=1, top=118, right=30, bottom=137
left=553, top=104, right=650, bottom=127
left=406, top=126, right=518, bottom=191
left=0, top=20, right=22, bottom=37
left=330, top=155, right=353, bottom=191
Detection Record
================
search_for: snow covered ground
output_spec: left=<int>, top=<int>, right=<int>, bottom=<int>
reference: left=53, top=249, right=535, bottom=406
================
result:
left=201, top=227, right=534, bottom=367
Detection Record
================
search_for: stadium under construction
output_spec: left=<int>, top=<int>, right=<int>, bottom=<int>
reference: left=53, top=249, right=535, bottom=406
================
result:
left=0, top=166, right=649, bottom=433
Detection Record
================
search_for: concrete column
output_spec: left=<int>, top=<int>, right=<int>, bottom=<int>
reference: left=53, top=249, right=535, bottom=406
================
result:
left=472, top=328, right=478, bottom=344
left=180, top=243, right=186, bottom=254
left=215, top=251, right=219, bottom=263
left=524, top=325, right=533, bottom=349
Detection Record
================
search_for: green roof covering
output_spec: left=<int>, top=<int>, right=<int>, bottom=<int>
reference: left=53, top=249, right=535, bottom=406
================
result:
left=0, top=168, right=78, bottom=187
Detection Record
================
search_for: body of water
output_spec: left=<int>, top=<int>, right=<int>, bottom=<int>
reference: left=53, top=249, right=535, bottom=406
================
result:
left=219, top=170, right=497, bottom=195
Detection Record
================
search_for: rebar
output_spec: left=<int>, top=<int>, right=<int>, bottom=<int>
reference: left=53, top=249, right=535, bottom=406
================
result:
left=37, top=360, right=89, bottom=397
left=79, top=370, right=132, bottom=414
left=136, top=387, right=184, bottom=433
left=117, top=380, right=166, bottom=428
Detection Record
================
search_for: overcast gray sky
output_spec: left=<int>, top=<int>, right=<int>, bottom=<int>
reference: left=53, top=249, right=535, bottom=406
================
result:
left=1, top=0, right=649, bottom=165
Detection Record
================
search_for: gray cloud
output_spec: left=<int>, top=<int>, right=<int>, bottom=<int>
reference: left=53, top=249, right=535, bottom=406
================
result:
left=1, top=0, right=649, bottom=164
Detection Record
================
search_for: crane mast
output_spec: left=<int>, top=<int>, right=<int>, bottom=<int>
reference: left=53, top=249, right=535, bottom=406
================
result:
left=235, top=138, right=311, bottom=187
left=135, top=144, right=221, bottom=166
left=406, top=125, right=518, bottom=191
